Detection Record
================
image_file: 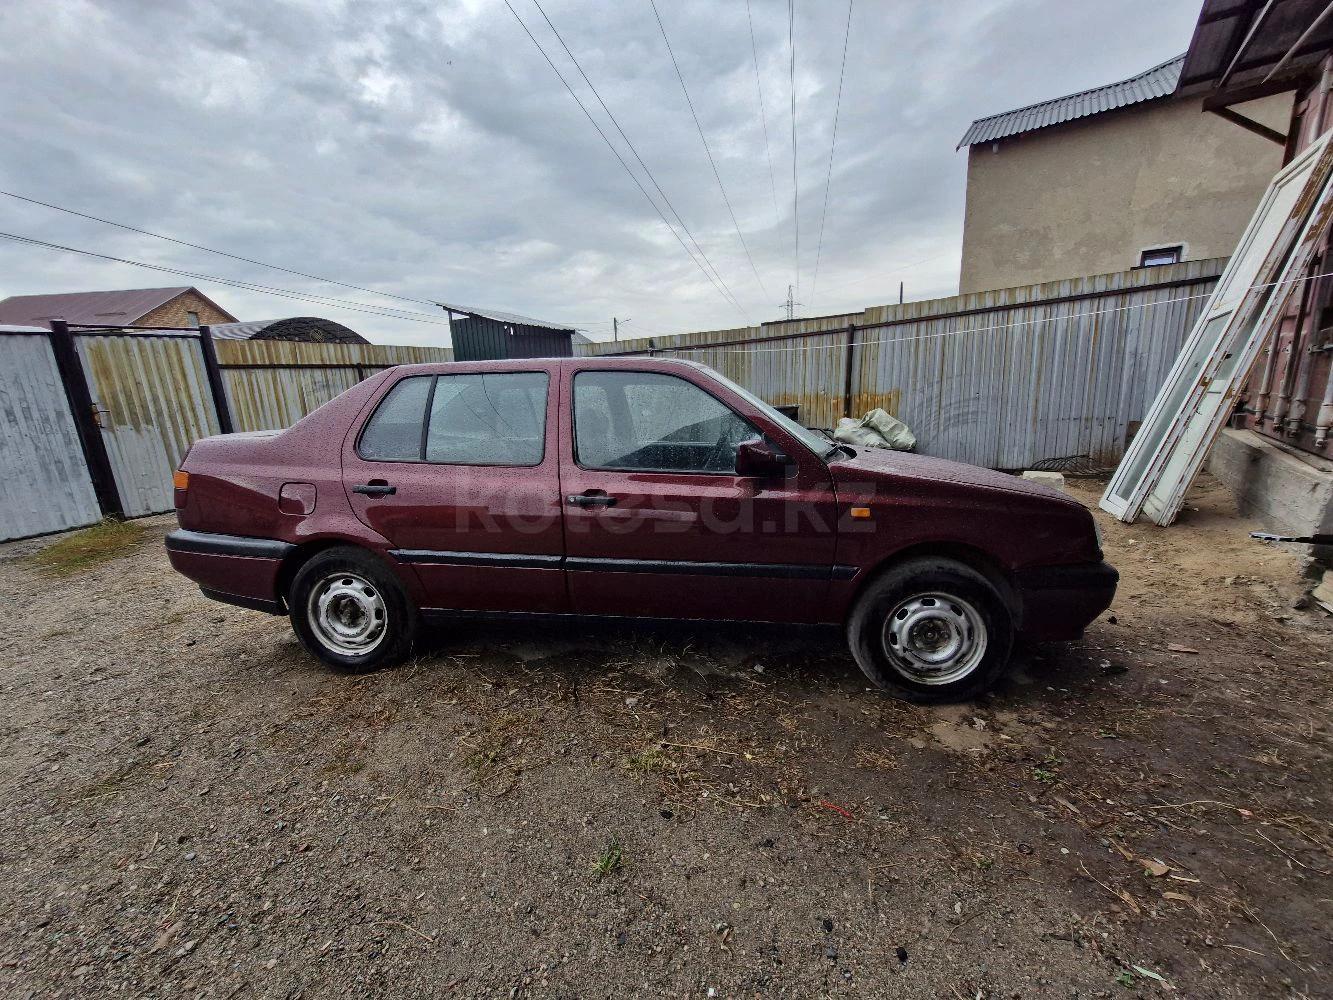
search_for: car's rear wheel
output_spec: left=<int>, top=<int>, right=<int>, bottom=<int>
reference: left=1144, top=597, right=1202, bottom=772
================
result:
left=846, top=557, right=1013, bottom=702
left=289, top=546, right=417, bottom=672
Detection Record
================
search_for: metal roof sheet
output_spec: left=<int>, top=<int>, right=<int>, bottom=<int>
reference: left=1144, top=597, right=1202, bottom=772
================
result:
left=438, top=301, right=575, bottom=332
left=1177, top=0, right=1333, bottom=97
left=957, top=54, right=1185, bottom=148
left=207, top=316, right=369, bottom=344
left=0, top=286, right=195, bottom=327
left=208, top=319, right=280, bottom=340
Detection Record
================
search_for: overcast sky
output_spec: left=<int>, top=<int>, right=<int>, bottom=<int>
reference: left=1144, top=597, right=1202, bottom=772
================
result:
left=0, top=0, right=1201, bottom=346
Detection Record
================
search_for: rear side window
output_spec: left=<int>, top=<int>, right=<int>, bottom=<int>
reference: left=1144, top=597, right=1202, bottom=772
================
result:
left=357, top=372, right=549, bottom=466
left=573, top=370, right=757, bottom=473
left=358, top=376, right=432, bottom=461
left=426, top=372, right=548, bottom=466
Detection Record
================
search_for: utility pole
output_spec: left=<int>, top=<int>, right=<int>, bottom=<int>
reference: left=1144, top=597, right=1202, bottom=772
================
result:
left=613, top=316, right=628, bottom=342
left=899, top=281, right=904, bottom=305
left=781, top=285, right=802, bottom=321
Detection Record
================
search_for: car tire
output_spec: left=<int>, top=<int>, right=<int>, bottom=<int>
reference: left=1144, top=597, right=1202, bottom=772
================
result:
left=846, top=557, right=1014, bottom=703
left=289, top=546, right=417, bottom=672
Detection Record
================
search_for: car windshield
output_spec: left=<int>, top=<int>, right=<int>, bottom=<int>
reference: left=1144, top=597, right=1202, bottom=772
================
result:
left=698, top=367, right=836, bottom=460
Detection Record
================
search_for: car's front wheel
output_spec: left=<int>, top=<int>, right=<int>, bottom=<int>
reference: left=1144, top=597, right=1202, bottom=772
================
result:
left=289, top=546, right=417, bottom=672
left=846, top=557, right=1014, bottom=702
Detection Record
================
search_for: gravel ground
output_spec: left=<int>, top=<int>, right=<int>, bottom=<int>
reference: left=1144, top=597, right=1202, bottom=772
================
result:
left=1, top=474, right=1331, bottom=999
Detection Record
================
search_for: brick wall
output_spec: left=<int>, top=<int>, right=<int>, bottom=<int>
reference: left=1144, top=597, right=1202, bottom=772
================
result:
left=137, top=290, right=236, bottom=328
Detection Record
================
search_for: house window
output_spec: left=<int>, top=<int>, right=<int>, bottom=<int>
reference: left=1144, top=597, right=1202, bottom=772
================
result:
left=186, top=311, right=201, bottom=327
left=1139, top=245, right=1183, bottom=268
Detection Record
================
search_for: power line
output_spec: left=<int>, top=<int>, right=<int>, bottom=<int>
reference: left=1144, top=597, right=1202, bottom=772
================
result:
left=0, top=189, right=441, bottom=309
left=788, top=0, right=800, bottom=300
left=525, top=0, right=745, bottom=312
left=745, top=0, right=781, bottom=225
left=648, top=0, right=771, bottom=301
left=810, top=0, right=853, bottom=310
left=0, top=231, right=458, bottom=327
left=501, top=0, right=747, bottom=319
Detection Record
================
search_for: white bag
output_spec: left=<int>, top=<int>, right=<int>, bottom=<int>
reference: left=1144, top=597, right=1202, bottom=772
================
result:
left=833, top=408, right=916, bottom=451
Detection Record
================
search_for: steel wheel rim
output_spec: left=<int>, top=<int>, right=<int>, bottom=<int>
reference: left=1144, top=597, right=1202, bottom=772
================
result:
left=881, top=591, right=988, bottom=685
left=307, top=572, right=387, bottom=656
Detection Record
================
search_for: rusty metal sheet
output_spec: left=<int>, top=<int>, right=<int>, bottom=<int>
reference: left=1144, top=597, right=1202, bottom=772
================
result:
left=76, top=333, right=220, bottom=518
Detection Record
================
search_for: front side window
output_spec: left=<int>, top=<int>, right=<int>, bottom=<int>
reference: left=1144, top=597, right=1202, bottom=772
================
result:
left=357, top=372, right=549, bottom=466
left=574, top=371, right=759, bottom=473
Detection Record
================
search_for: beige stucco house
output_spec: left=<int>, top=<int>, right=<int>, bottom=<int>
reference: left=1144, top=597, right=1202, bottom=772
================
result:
left=957, top=55, right=1291, bottom=294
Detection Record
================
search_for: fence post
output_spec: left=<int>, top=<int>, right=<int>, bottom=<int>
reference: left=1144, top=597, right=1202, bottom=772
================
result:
left=47, top=320, right=123, bottom=518
left=842, top=323, right=858, bottom=418
left=198, top=325, right=234, bottom=434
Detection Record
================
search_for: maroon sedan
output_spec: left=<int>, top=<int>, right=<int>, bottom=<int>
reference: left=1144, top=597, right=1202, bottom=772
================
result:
left=166, top=357, right=1115, bottom=701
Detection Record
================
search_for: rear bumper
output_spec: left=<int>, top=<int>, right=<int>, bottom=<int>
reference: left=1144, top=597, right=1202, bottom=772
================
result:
left=1014, top=560, right=1118, bottom=641
left=165, top=529, right=292, bottom=614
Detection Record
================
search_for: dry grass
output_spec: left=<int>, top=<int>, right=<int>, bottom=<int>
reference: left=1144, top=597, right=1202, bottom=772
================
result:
left=29, top=519, right=145, bottom=577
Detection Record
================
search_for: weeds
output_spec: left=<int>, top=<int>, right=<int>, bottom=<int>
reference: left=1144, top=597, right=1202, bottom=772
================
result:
left=1032, top=747, right=1064, bottom=784
left=624, top=744, right=667, bottom=776
left=30, top=519, right=144, bottom=577
left=591, top=836, right=623, bottom=878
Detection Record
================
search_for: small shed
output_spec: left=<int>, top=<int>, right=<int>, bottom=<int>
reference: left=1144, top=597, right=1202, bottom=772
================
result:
left=207, top=317, right=369, bottom=344
left=441, top=303, right=575, bottom=361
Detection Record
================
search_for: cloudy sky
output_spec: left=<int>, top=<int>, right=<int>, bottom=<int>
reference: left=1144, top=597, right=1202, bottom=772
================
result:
left=0, top=0, right=1201, bottom=346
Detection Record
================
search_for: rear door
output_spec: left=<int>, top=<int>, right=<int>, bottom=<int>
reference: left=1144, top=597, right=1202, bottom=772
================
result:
left=558, top=362, right=839, bottom=623
left=341, top=363, right=566, bottom=613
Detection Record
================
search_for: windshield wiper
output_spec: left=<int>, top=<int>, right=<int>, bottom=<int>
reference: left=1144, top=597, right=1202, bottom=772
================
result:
left=823, top=442, right=855, bottom=461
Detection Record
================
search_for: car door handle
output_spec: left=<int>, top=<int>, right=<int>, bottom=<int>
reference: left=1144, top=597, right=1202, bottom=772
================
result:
left=567, top=491, right=617, bottom=508
left=353, top=483, right=396, bottom=496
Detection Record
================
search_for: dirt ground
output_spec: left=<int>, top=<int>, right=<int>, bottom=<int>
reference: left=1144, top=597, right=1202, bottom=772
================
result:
left=1, top=473, right=1331, bottom=999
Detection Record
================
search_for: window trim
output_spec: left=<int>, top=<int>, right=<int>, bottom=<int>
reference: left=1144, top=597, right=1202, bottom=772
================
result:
left=570, top=368, right=766, bottom=477
left=355, top=371, right=551, bottom=468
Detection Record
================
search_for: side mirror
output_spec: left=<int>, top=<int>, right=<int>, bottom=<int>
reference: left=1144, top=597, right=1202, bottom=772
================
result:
left=735, top=437, right=787, bottom=478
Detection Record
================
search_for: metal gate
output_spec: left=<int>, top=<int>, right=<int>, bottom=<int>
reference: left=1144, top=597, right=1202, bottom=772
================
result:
left=71, top=326, right=228, bottom=518
left=0, top=330, right=102, bottom=540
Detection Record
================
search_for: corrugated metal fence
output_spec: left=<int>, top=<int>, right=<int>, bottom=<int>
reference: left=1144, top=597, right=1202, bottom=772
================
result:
left=217, top=340, right=454, bottom=431
left=0, top=329, right=451, bottom=541
left=578, top=259, right=1226, bottom=469
left=0, top=331, right=102, bottom=538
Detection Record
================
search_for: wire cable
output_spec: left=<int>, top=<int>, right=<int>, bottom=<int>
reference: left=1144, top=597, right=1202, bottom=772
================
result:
left=648, top=0, right=771, bottom=300
left=788, top=0, right=800, bottom=300
left=501, top=0, right=747, bottom=319
left=809, top=0, right=853, bottom=310
left=526, top=0, right=744, bottom=311
left=0, top=231, right=458, bottom=327
left=745, top=0, right=781, bottom=225
left=0, top=189, right=442, bottom=309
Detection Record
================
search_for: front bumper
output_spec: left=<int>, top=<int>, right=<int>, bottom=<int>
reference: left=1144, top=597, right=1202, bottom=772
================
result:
left=165, top=529, right=292, bottom=614
left=1014, top=560, right=1118, bottom=641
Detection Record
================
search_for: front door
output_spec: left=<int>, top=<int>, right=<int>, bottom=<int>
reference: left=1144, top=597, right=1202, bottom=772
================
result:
left=559, top=365, right=838, bottom=623
left=342, top=364, right=566, bottom=613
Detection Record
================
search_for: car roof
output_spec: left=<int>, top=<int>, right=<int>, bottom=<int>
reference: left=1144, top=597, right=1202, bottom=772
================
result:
left=384, top=356, right=700, bottom=377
